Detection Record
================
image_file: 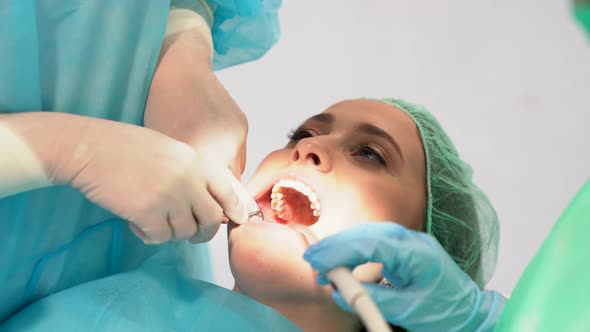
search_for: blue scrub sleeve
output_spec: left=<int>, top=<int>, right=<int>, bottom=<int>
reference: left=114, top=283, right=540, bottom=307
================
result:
left=171, top=0, right=282, bottom=71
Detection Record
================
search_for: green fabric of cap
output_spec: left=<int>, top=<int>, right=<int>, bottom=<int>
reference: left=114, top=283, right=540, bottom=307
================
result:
left=377, top=98, right=500, bottom=288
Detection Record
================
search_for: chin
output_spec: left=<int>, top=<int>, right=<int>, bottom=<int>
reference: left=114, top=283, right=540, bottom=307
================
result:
left=228, top=221, right=329, bottom=302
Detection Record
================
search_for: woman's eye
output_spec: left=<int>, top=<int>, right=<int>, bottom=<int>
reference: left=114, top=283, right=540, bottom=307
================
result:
left=355, top=145, right=387, bottom=166
left=287, top=128, right=313, bottom=142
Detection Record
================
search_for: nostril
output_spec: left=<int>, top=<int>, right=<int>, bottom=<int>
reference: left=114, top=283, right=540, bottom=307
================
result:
left=292, top=151, right=300, bottom=161
left=310, top=154, right=320, bottom=166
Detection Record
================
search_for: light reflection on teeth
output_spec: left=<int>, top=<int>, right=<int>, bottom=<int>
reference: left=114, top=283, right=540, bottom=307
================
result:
left=270, top=179, right=321, bottom=220
left=308, top=192, right=317, bottom=202
left=271, top=192, right=283, bottom=199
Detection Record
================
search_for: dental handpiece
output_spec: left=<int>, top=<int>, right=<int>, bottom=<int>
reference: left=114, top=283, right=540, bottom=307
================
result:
left=289, top=224, right=392, bottom=332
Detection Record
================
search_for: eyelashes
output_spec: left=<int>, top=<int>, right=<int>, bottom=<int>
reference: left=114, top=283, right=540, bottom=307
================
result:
left=287, top=128, right=313, bottom=141
left=287, top=128, right=388, bottom=167
left=352, top=144, right=387, bottom=165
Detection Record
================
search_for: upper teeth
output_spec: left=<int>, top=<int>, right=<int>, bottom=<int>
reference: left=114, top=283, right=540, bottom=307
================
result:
left=271, top=179, right=321, bottom=218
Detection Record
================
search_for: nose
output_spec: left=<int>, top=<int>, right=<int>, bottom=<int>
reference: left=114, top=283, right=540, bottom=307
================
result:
left=291, top=139, right=333, bottom=172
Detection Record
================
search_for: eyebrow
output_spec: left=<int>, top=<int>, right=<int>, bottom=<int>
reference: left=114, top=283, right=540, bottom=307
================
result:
left=306, top=113, right=334, bottom=124
left=303, top=113, right=404, bottom=161
left=356, top=123, right=404, bottom=162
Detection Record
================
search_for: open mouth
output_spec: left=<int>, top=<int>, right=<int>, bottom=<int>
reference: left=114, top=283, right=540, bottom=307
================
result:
left=255, top=178, right=321, bottom=227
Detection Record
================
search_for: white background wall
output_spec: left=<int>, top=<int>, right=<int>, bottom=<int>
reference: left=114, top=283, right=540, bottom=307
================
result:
left=210, top=0, right=590, bottom=296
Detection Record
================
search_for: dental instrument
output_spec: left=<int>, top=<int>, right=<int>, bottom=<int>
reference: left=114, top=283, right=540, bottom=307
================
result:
left=248, top=210, right=263, bottom=221
left=290, top=224, right=392, bottom=332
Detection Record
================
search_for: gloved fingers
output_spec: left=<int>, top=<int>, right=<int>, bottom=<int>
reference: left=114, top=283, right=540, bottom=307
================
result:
left=362, top=283, right=415, bottom=324
left=189, top=220, right=222, bottom=244
left=134, top=214, right=173, bottom=244
left=304, top=222, right=438, bottom=289
left=167, top=200, right=198, bottom=240
left=331, top=283, right=414, bottom=323
left=129, top=223, right=148, bottom=242
left=228, top=152, right=245, bottom=179
left=316, top=273, right=330, bottom=286
left=304, top=222, right=407, bottom=272
left=189, top=188, right=224, bottom=243
left=207, top=167, right=249, bottom=224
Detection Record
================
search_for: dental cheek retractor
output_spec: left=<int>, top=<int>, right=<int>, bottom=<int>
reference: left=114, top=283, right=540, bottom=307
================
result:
left=290, top=224, right=392, bottom=332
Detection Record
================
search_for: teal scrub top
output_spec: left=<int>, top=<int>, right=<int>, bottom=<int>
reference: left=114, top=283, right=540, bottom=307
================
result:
left=1, top=249, right=301, bottom=332
left=0, top=0, right=281, bottom=326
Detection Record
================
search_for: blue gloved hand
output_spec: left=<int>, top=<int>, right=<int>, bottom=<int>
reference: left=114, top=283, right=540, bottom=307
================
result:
left=303, top=222, right=506, bottom=332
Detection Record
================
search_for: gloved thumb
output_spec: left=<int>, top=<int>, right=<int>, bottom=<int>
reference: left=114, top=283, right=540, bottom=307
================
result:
left=207, top=167, right=250, bottom=224
left=227, top=174, right=258, bottom=224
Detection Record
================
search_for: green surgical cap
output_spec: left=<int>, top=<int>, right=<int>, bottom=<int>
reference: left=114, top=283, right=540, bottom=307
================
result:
left=378, top=98, right=499, bottom=288
left=574, top=0, right=590, bottom=37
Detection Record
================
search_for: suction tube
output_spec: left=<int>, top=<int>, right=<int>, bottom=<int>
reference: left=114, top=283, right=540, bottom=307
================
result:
left=290, top=224, right=392, bottom=332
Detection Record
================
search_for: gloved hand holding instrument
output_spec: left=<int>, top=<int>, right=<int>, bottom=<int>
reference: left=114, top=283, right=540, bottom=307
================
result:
left=0, top=111, right=255, bottom=244
left=304, top=222, right=506, bottom=332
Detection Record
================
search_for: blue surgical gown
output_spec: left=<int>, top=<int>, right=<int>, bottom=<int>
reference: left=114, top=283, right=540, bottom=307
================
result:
left=0, top=0, right=282, bottom=328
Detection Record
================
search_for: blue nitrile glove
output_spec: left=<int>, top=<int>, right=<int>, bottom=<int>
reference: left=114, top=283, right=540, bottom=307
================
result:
left=303, top=222, right=506, bottom=332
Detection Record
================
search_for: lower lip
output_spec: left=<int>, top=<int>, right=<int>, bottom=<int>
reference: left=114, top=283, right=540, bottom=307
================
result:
left=293, top=229, right=310, bottom=247
left=246, top=218, right=311, bottom=248
left=287, top=224, right=318, bottom=247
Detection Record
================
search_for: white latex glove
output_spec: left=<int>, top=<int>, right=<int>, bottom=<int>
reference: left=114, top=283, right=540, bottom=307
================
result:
left=144, top=26, right=248, bottom=182
left=2, top=112, right=251, bottom=244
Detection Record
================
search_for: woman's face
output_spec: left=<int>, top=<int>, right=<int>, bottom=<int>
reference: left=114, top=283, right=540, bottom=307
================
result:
left=228, top=99, right=426, bottom=303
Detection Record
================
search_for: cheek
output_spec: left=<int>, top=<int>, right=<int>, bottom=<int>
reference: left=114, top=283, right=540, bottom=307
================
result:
left=257, top=149, right=291, bottom=171
left=228, top=223, right=306, bottom=276
left=307, top=176, right=401, bottom=239
left=356, top=179, right=422, bottom=229
left=228, top=223, right=330, bottom=301
left=356, top=180, right=402, bottom=220
left=246, top=150, right=291, bottom=188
